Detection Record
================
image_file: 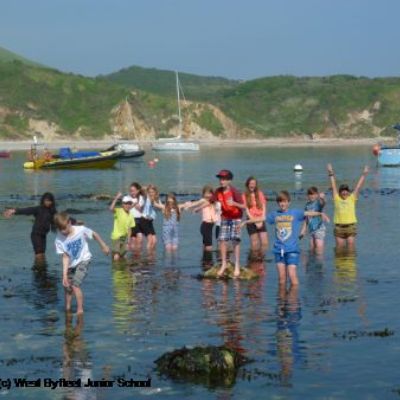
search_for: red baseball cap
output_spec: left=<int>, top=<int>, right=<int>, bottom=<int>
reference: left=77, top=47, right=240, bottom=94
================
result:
left=216, top=169, right=233, bottom=180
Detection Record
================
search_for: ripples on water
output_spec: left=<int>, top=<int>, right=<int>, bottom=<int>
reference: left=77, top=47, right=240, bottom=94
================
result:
left=0, top=147, right=399, bottom=399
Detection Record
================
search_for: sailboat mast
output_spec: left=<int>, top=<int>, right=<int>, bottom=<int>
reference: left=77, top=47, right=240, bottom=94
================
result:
left=176, top=71, right=182, bottom=138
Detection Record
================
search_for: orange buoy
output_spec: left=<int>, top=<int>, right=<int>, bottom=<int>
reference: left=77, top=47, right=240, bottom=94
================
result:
left=148, top=160, right=156, bottom=168
left=372, top=144, right=380, bottom=156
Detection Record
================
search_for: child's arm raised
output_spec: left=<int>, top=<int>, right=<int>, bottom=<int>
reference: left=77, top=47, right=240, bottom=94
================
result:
left=109, top=192, right=122, bottom=212
left=92, top=231, right=110, bottom=255
left=326, top=164, right=338, bottom=197
left=153, top=200, right=165, bottom=210
left=353, top=165, right=369, bottom=198
left=4, top=206, right=38, bottom=218
left=183, top=198, right=209, bottom=211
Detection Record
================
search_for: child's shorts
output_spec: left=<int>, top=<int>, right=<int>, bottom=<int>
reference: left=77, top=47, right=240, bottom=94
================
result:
left=334, top=223, right=357, bottom=239
left=131, top=218, right=144, bottom=237
left=67, top=260, right=90, bottom=288
left=246, top=221, right=267, bottom=236
left=200, top=222, right=214, bottom=247
left=162, top=222, right=179, bottom=246
left=310, top=225, right=326, bottom=240
left=218, top=219, right=241, bottom=242
left=274, top=252, right=300, bottom=267
left=112, top=236, right=128, bottom=256
left=141, top=218, right=156, bottom=236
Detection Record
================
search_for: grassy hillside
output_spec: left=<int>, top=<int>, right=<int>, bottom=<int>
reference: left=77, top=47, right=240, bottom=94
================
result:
left=0, top=61, right=130, bottom=138
left=217, top=75, right=400, bottom=137
left=0, top=46, right=44, bottom=67
left=103, top=65, right=238, bottom=100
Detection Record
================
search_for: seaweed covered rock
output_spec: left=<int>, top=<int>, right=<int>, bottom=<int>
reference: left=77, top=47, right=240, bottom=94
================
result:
left=201, top=262, right=259, bottom=280
left=155, top=345, right=250, bottom=387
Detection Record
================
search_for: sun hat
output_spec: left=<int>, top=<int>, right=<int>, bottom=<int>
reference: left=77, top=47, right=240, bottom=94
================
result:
left=216, top=169, right=233, bottom=180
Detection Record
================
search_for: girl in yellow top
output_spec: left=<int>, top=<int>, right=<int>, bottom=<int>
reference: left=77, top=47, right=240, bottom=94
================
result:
left=327, top=163, right=369, bottom=249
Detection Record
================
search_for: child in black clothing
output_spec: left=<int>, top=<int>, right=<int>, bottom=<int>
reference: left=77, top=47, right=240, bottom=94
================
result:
left=3, top=192, right=57, bottom=259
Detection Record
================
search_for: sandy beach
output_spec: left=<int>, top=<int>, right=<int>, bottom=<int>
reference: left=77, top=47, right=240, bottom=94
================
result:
left=0, top=137, right=391, bottom=151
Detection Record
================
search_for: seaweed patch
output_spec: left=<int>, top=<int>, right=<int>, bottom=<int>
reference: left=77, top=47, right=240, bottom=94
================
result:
left=333, top=328, right=394, bottom=340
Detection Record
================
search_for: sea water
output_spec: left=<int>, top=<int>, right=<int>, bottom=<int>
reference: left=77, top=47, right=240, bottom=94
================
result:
left=0, top=146, right=399, bottom=399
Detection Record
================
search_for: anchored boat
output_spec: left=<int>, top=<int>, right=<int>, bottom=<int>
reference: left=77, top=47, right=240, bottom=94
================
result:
left=24, top=147, right=121, bottom=169
left=105, top=141, right=145, bottom=159
left=374, top=124, right=400, bottom=167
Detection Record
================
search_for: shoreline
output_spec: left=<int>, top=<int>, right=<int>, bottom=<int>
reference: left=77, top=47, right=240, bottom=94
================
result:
left=0, top=137, right=390, bottom=151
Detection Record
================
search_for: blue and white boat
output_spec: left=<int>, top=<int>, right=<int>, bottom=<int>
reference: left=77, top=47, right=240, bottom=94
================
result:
left=377, top=125, right=400, bottom=167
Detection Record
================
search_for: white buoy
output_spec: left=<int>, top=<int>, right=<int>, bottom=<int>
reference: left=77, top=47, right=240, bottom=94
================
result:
left=293, top=164, right=303, bottom=172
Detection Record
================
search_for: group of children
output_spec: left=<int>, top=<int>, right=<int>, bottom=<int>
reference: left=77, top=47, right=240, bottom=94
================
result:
left=3, top=163, right=369, bottom=314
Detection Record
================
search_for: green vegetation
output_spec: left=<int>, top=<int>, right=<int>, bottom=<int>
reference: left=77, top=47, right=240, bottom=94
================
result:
left=1, top=45, right=400, bottom=139
left=194, top=109, right=224, bottom=136
left=103, top=65, right=238, bottom=100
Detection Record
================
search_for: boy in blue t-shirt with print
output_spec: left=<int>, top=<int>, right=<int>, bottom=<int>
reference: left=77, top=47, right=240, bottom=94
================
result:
left=244, top=190, right=329, bottom=286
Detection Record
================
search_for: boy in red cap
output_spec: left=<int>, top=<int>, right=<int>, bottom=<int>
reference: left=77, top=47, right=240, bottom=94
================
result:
left=214, top=170, right=245, bottom=277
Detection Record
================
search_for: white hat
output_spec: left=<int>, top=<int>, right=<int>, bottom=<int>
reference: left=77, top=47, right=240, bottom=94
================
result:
left=122, top=195, right=133, bottom=203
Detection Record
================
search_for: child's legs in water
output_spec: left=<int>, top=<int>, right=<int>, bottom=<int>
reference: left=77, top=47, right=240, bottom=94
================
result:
left=72, top=286, right=84, bottom=314
left=232, top=240, right=240, bottom=277
left=287, top=265, right=299, bottom=286
left=64, top=288, right=73, bottom=311
left=276, top=263, right=287, bottom=285
left=346, top=235, right=356, bottom=250
left=259, top=231, right=268, bottom=252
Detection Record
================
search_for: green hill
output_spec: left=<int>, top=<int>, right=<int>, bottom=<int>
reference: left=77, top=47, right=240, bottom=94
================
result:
left=103, top=65, right=238, bottom=100
left=217, top=75, right=400, bottom=137
left=0, top=46, right=44, bottom=67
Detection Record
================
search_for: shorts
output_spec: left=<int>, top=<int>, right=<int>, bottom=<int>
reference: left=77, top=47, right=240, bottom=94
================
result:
left=67, top=260, right=90, bottom=288
left=310, top=224, right=326, bottom=240
left=218, top=219, right=241, bottom=242
left=200, top=222, right=214, bottom=247
left=274, top=252, right=300, bottom=267
left=162, top=221, right=179, bottom=246
left=131, top=217, right=144, bottom=237
left=334, top=224, right=357, bottom=239
left=141, top=218, right=156, bottom=236
left=112, top=236, right=128, bottom=256
left=31, top=232, right=47, bottom=255
left=246, top=221, right=267, bottom=236
left=215, top=225, right=220, bottom=240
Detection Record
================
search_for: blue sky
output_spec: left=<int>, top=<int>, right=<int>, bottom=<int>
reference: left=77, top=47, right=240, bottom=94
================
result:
left=1, top=0, right=399, bottom=79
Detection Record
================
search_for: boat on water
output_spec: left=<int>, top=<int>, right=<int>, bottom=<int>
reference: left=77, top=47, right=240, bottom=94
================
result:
left=23, top=146, right=122, bottom=169
left=0, top=151, right=11, bottom=158
left=105, top=141, right=145, bottom=159
left=152, top=72, right=200, bottom=152
left=374, top=124, right=400, bottom=167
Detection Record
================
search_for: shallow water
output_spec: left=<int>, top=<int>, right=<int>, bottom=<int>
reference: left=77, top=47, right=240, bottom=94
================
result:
left=0, top=147, right=399, bottom=399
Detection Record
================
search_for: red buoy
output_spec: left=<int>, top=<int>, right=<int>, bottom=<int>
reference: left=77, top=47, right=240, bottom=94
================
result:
left=372, top=144, right=380, bottom=156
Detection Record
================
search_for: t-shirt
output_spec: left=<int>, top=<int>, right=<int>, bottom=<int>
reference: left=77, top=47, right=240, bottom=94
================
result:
left=111, top=208, right=136, bottom=240
left=333, top=193, right=357, bottom=224
left=202, top=203, right=218, bottom=223
left=129, top=195, right=144, bottom=219
left=305, top=199, right=324, bottom=233
left=55, top=226, right=94, bottom=268
left=142, top=197, right=157, bottom=220
left=242, top=192, right=266, bottom=218
left=214, top=186, right=243, bottom=220
left=267, top=209, right=305, bottom=254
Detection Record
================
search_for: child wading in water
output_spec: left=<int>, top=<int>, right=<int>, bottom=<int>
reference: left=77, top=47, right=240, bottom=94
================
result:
left=109, top=192, right=135, bottom=261
left=185, top=185, right=218, bottom=252
left=128, top=182, right=145, bottom=253
left=243, top=177, right=268, bottom=254
left=54, top=212, right=110, bottom=314
left=154, top=193, right=186, bottom=252
left=327, top=163, right=369, bottom=249
left=245, top=191, right=329, bottom=286
left=141, top=185, right=159, bottom=252
left=302, top=187, right=326, bottom=254
left=213, top=170, right=245, bottom=278
left=3, top=192, right=57, bottom=260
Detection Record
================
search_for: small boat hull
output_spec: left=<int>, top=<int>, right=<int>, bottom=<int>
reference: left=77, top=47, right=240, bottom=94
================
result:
left=24, top=151, right=121, bottom=169
left=152, top=141, right=200, bottom=152
left=0, top=151, right=11, bottom=158
left=106, top=143, right=145, bottom=159
left=378, top=147, right=400, bottom=167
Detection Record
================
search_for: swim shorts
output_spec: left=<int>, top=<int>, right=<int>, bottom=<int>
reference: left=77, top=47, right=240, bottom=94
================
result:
left=141, top=218, right=156, bottom=236
left=112, top=236, right=128, bottom=256
left=218, top=219, right=241, bottom=242
left=274, top=252, right=300, bottom=267
left=67, top=260, right=90, bottom=288
left=334, top=224, right=357, bottom=239
left=310, top=224, right=326, bottom=240
left=246, top=221, right=267, bottom=236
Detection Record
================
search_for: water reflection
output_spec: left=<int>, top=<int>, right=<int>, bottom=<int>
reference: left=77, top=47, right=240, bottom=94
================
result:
left=376, top=167, right=400, bottom=189
left=31, top=260, right=59, bottom=309
left=62, top=314, right=94, bottom=400
left=274, top=285, right=303, bottom=387
left=334, top=248, right=357, bottom=287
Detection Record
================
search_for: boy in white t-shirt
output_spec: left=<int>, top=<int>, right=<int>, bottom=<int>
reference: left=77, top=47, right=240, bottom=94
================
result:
left=54, top=212, right=110, bottom=314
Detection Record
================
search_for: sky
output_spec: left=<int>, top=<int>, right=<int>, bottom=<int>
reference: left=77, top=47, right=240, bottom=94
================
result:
left=1, top=0, right=400, bottom=79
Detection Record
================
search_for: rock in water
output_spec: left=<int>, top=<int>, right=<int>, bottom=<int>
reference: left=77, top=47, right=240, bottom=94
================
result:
left=201, top=262, right=259, bottom=280
left=155, top=345, right=250, bottom=387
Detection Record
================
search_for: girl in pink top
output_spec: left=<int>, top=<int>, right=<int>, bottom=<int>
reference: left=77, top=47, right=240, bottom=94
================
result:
left=185, top=185, right=217, bottom=252
left=243, top=177, right=268, bottom=253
